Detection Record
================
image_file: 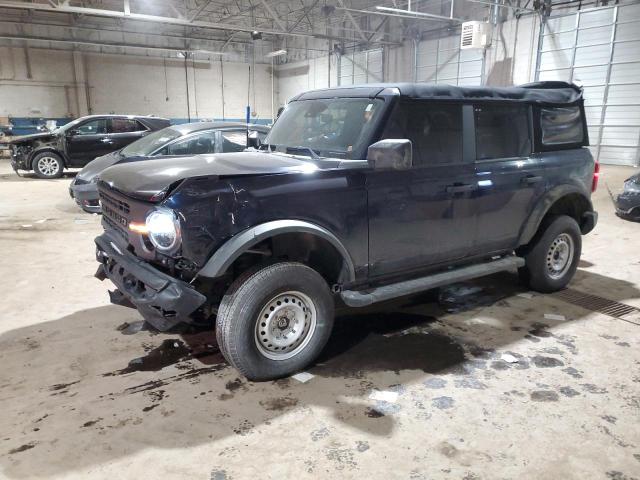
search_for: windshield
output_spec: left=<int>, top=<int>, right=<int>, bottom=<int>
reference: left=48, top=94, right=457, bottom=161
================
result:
left=264, top=98, right=385, bottom=159
left=120, top=127, right=183, bottom=157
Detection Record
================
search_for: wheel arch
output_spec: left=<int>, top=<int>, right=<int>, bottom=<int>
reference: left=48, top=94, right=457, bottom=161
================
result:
left=519, top=185, right=593, bottom=246
left=197, top=220, right=356, bottom=285
left=30, top=148, right=68, bottom=168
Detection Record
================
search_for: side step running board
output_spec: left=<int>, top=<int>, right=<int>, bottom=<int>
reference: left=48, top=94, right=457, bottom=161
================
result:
left=340, top=256, right=525, bottom=307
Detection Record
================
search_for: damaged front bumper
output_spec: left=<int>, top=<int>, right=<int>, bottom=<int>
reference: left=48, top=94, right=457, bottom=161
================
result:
left=614, top=192, right=640, bottom=220
left=95, top=233, right=207, bottom=331
left=70, top=179, right=101, bottom=213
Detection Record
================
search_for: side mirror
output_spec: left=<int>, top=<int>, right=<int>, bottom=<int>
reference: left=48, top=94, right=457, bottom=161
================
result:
left=247, top=131, right=262, bottom=149
left=67, top=129, right=80, bottom=137
left=367, top=139, right=413, bottom=170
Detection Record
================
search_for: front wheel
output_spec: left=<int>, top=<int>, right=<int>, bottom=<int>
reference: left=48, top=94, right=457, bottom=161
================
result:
left=519, top=215, right=582, bottom=293
left=216, top=262, right=335, bottom=381
left=32, top=152, right=64, bottom=179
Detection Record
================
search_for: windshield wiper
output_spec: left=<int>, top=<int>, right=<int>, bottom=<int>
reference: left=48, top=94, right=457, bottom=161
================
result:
left=285, top=146, right=321, bottom=159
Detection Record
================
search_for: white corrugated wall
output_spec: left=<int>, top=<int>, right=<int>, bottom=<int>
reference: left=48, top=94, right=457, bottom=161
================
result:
left=537, top=3, right=640, bottom=166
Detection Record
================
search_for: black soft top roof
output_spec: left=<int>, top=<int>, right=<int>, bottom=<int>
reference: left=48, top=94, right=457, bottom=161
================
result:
left=292, top=81, right=583, bottom=106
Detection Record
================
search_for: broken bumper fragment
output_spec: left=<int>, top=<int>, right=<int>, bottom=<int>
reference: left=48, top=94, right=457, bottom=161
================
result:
left=95, top=233, right=206, bottom=331
left=70, top=178, right=101, bottom=213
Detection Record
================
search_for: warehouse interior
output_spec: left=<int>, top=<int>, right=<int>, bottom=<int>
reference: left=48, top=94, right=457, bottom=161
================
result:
left=0, top=0, right=639, bottom=479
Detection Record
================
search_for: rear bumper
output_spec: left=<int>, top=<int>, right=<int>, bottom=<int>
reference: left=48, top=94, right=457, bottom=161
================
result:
left=581, top=210, right=598, bottom=235
left=70, top=180, right=101, bottom=213
left=95, top=233, right=207, bottom=331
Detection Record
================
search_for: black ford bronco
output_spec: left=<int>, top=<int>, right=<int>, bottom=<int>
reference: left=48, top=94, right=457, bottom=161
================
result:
left=95, top=82, right=598, bottom=380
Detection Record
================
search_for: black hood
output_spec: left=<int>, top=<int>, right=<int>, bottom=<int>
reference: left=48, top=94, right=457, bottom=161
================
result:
left=9, top=132, right=56, bottom=144
left=98, top=151, right=345, bottom=202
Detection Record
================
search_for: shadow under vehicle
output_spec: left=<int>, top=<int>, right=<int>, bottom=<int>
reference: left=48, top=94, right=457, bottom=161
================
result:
left=93, top=81, right=598, bottom=381
left=69, top=122, right=270, bottom=213
left=7, top=115, right=170, bottom=179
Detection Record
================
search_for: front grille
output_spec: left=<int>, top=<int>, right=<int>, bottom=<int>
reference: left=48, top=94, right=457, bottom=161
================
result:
left=99, top=187, right=131, bottom=239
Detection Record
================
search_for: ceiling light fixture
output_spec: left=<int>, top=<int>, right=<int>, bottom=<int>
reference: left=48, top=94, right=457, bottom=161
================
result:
left=265, top=49, right=287, bottom=57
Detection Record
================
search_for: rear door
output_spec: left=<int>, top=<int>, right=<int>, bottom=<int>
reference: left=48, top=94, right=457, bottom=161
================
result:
left=108, top=118, right=150, bottom=151
left=471, top=103, right=546, bottom=254
left=367, top=101, right=477, bottom=278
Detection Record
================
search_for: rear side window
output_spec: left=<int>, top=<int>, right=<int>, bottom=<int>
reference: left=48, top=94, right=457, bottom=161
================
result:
left=475, top=105, right=531, bottom=160
left=221, top=130, right=247, bottom=152
left=540, top=106, right=584, bottom=145
left=161, top=130, right=216, bottom=155
left=110, top=118, right=147, bottom=134
left=381, top=102, right=463, bottom=166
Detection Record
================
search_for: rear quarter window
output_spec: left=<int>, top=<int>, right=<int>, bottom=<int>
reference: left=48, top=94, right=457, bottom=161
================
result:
left=540, top=106, right=584, bottom=146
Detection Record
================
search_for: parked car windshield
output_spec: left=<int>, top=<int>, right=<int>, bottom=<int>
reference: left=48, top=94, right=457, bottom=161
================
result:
left=264, top=98, right=385, bottom=159
left=120, top=127, right=183, bottom=157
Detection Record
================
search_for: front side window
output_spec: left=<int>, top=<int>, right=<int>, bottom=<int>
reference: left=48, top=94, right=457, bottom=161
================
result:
left=162, top=131, right=217, bottom=155
left=381, top=102, right=463, bottom=166
left=221, top=130, right=247, bottom=152
left=110, top=118, right=147, bottom=134
left=74, top=119, right=108, bottom=135
left=475, top=105, right=531, bottom=160
left=540, top=106, right=584, bottom=146
left=265, top=98, right=385, bottom=159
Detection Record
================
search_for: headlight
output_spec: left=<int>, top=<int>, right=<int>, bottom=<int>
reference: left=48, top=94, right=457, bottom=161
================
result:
left=624, top=179, right=640, bottom=193
left=145, top=209, right=181, bottom=251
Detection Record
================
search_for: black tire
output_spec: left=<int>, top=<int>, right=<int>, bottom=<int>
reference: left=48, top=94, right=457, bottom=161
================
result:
left=216, top=262, right=335, bottom=381
left=32, top=152, right=64, bottom=179
left=519, top=215, right=582, bottom=293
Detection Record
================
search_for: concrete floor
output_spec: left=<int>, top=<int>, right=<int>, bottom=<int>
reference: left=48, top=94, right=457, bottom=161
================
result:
left=0, top=160, right=639, bottom=480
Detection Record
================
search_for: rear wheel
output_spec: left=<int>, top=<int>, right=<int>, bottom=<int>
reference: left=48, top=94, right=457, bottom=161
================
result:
left=519, top=215, right=581, bottom=293
left=216, top=262, right=334, bottom=381
left=32, top=152, right=64, bottom=179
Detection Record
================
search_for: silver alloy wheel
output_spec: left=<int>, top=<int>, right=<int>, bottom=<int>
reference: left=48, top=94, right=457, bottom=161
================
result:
left=255, top=290, right=317, bottom=361
left=546, top=233, right=574, bottom=279
left=37, top=156, right=60, bottom=177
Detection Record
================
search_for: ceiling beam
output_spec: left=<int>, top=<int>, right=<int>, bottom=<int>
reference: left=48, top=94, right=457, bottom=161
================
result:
left=0, top=1, right=402, bottom=45
left=336, top=0, right=368, bottom=42
left=258, top=0, right=287, bottom=32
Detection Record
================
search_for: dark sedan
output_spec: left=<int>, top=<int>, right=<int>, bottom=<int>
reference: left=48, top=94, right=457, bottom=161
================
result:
left=8, top=115, right=170, bottom=179
left=70, top=122, right=270, bottom=213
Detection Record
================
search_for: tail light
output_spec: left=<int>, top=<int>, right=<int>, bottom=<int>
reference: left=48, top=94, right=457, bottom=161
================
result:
left=592, top=160, right=600, bottom=192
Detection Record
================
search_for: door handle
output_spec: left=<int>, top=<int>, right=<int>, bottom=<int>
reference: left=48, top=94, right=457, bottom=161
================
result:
left=445, top=183, right=475, bottom=194
left=521, top=175, right=543, bottom=185
left=101, top=138, right=113, bottom=143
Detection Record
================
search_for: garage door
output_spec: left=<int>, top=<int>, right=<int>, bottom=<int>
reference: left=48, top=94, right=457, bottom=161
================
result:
left=338, top=48, right=383, bottom=85
left=536, top=4, right=640, bottom=166
left=416, top=30, right=484, bottom=86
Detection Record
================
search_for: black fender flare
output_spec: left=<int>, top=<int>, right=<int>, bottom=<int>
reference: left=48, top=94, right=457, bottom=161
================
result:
left=197, top=219, right=356, bottom=282
left=518, top=184, right=593, bottom=245
left=29, top=148, right=68, bottom=168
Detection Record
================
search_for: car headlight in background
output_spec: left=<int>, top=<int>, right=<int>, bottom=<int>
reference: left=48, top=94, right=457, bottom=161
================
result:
left=144, top=209, right=181, bottom=251
left=624, top=178, right=640, bottom=193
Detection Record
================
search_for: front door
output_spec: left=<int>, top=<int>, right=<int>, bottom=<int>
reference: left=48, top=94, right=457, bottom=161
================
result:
left=65, top=118, right=111, bottom=166
left=470, top=104, right=546, bottom=254
left=367, top=101, right=477, bottom=279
